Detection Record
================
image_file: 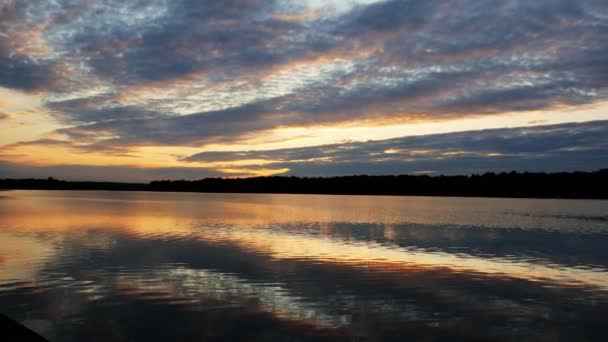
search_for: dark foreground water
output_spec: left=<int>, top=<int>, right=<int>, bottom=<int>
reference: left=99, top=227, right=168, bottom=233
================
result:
left=1, top=190, right=607, bottom=341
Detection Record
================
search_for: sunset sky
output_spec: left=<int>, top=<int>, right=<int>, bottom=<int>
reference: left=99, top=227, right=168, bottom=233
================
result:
left=1, top=0, right=607, bottom=182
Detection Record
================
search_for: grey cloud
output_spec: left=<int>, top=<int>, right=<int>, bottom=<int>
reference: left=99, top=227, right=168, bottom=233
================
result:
left=380, top=0, right=588, bottom=62
left=97, top=0, right=608, bottom=139
left=432, top=79, right=594, bottom=114
left=43, top=66, right=523, bottom=149
left=335, top=0, right=438, bottom=34
left=276, top=151, right=607, bottom=177
left=77, top=0, right=306, bottom=84
left=0, top=0, right=60, bottom=92
left=56, top=101, right=278, bottom=148
left=184, top=121, right=608, bottom=175
left=0, top=55, right=58, bottom=92
left=47, top=97, right=170, bottom=125
left=292, top=0, right=608, bottom=118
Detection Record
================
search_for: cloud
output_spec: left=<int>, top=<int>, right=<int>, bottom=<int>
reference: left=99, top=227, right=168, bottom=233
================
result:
left=183, top=121, right=608, bottom=176
left=2, top=121, right=607, bottom=181
left=2, top=0, right=608, bottom=165
left=73, top=0, right=306, bottom=85
left=47, top=96, right=170, bottom=125
left=0, top=0, right=61, bottom=92
left=54, top=101, right=279, bottom=150
left=0, top=55, right=58, bottom=92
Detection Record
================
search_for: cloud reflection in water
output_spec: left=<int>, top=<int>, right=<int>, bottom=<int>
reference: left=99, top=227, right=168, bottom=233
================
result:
left=1, top=190, right=607, bottom=341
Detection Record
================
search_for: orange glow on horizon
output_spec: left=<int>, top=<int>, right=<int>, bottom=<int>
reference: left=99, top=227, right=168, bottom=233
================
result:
left=2, top=88, right=608, bottom=179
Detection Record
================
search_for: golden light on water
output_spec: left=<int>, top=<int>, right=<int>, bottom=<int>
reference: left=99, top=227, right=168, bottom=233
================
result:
left=2, top=1, right=608, bottom=340
left=1, top=190, right=608, bottom=339
left=2, top=191, right=607, bottom=291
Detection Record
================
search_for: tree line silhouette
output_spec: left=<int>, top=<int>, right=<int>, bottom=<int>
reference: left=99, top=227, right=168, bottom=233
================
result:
left=1, top=170, right=607, bottom=199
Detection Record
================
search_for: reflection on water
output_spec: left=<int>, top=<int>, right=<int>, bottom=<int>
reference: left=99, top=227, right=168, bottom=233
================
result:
left=1, top=191, right=608, bottom=341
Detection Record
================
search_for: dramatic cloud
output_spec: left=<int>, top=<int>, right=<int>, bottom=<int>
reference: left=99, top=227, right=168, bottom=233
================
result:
left=1, top=0, right=607, bottom=179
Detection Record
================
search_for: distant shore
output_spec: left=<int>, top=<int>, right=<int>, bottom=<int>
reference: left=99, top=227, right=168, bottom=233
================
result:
left=1, top=170, right=607, bottom=200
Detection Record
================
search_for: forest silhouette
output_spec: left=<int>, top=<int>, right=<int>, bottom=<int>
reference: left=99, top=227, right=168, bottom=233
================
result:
left=1, top=170, right=607, bottom=199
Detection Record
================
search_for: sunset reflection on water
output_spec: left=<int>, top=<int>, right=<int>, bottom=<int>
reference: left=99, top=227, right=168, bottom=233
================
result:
left=1, top=190, right=608, bottom=341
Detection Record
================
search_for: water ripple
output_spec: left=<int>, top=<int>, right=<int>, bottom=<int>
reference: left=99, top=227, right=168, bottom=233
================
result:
left=1, top=190, right=607, bottom=341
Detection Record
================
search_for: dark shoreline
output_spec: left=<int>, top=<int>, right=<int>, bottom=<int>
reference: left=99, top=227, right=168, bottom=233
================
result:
left=1, top=170, right=607, bottom=200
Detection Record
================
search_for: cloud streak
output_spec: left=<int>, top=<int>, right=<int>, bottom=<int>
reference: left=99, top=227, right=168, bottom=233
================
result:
left=184, top=121, right=608, bottom=176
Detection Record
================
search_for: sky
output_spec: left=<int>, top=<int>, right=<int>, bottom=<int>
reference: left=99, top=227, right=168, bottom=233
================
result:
left=0, top=0, right=607, bottom=182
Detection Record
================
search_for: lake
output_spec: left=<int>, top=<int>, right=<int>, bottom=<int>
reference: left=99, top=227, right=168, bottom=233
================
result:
left=1, top=190, right=607, bottom=341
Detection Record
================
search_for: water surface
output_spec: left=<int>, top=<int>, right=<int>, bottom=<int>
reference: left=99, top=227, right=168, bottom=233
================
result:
left=1, top=190, right=608, bottom=341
